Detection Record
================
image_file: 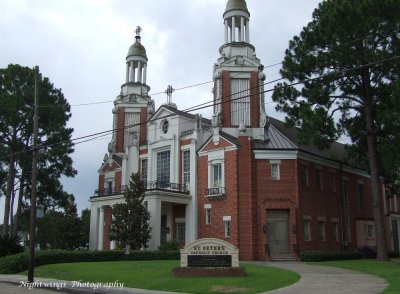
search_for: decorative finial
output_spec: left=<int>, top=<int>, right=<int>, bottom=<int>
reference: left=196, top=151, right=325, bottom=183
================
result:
left=135, top=26, right=142, bottom=37
left=165, top=85, right=175, bottom=105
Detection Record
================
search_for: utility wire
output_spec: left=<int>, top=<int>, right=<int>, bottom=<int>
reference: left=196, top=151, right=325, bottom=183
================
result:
left=1, top=54, right=399, bottom=161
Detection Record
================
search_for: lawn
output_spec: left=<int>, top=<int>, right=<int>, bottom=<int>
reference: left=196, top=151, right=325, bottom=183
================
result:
left=27, top=260, right=299, bottom=294
left=316, top=259, right=400, bottom=294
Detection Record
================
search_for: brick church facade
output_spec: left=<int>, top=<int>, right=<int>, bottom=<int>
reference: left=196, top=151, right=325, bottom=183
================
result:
left=89, top=0, right=400, bottom=260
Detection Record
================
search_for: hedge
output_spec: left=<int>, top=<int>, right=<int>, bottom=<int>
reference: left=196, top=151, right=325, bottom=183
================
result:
left=300, top=251, right=363, bottom=262
left=0, top=250, right=180, bottom=274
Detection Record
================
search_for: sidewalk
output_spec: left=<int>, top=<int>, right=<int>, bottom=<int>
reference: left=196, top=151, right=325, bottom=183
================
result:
left=0, top=262, right=389, bottom=294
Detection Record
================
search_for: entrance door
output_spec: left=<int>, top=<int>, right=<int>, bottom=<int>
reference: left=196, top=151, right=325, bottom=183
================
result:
left=266, top=210, right=289, bottom=255
left=393, top=220, right=399, bottom=254
left=160, top=215, right=167, bottom=245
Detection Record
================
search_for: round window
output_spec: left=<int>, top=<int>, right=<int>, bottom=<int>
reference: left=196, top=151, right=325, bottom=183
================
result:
left=162, top=119, right=169, bottom=134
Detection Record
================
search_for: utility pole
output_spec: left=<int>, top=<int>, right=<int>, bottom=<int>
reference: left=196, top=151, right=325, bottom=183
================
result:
left=28, top=66, right=39, bottom=283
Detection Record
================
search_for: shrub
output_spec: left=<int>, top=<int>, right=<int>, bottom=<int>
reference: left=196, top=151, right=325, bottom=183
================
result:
left=158, top=240, right=179, bottom=251
left=300, top=251, right=363, bottom=262
left=0, top=234, right=23, bottom=258
left=0, top=249, right=179, bottom=274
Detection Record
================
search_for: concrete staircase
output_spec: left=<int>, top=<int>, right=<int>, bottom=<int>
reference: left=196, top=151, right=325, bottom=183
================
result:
left=270, top=254, right=298, bottom=262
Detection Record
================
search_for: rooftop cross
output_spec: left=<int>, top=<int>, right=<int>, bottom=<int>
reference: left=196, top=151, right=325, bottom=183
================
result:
left=165, top=85, right=175, bottom=104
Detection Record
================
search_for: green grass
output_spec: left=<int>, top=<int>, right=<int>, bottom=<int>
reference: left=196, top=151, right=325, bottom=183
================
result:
left=23, top=260, right=299, bottom=294
left=315, top=259, right=400, bottom=294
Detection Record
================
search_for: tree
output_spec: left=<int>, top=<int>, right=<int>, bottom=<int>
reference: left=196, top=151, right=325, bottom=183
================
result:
left=36, top=195, right=81, bottom=249
left=272, top=0, right=400, bottom=260
left=79, top=208, right=91, bottom=248
left=0, top=64, right=76, bottom=237
left=110, top=173, right=151, bottom=250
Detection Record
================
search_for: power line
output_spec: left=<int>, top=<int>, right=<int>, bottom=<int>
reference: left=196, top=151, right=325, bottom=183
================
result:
left=1, top=54, right=399, bottom=161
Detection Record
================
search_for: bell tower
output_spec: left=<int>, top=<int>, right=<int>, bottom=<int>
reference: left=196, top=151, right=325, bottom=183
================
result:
left=212, top=0, right=267, bottom=139
left=108, top=26, right=155, bottom=167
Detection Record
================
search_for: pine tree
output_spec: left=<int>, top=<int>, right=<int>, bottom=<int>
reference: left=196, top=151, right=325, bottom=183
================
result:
left=272, top=0, right=400, bottom=260
left=110, top=173, right=151, bottom=250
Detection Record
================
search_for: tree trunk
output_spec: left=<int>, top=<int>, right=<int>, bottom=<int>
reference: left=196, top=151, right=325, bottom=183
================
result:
left=9, top=185, right=16, bottom=235
left=2, top=154, right=15, bottom=237
left=363, top=68, right=389, bottom=261
left=13, top=171, right=25, bottom=238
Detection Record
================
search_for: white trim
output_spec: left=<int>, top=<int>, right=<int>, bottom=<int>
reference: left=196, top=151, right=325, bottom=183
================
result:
left=198, top=145, right=238, bottom=157
left=204, top=204, right=212, bottom=209
left=223, top=216, right=231, bottom=221
left=254, top=150, right=298, bottom=160
left=254, top=149, right=370, bottom=178
left=175, top=217, right=185, bottom=223
left=181, top=145, right=191, bottom=151
left=269, top=159, right=281, bottom=164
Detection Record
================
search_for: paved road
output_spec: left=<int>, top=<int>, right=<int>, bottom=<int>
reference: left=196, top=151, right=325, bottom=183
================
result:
left=0, top=262, right=388, bottom=294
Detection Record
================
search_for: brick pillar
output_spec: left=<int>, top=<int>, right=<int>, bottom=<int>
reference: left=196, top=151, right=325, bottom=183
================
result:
left=116, top=107, right=125, bottom=153
left=140, top=107, right=147, bottom=144
left=237, top=136, right=258, bottom=260
left=221, top=71, right=231, bottom=128
left=103, top=206, right=112, bottom=250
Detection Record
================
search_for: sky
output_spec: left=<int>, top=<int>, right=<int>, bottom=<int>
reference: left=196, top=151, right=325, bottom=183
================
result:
left=0, top=0, right=321, bottom=221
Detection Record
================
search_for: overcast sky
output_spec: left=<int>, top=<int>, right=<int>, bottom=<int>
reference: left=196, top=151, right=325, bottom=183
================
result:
left=0, top=0, right=321, bottom=221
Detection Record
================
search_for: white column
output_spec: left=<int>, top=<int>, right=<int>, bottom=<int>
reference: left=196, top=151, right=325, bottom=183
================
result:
left=232, top=16, right=236, bottom=42
left=143, top=64, right=147, bottom=84
left=129, top=61, right=135, bottom=82
left=137, top=61, right=142, bottom=83
left=122, top=154, right=127, bottom=186
left=98, top=207, right=104, bottom=250
left=126, top=63, right=129, bottom=83
left=240, top=17, right=244, bottom=42
left=245, top=20, right=250, bottom=43
left=147, top=197, right=161, bottom=250
left=89, top=205, right=99, bottom=250
left=224, top=19, right=228, bottom=43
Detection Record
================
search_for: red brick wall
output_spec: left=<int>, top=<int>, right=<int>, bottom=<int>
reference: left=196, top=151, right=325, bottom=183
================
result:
left=172, top=205, right=186, bottom=248
left=296, top=160, right=373, bottom=252
left=115, top=171, right=122, bottom=192
left=103, top=206, right=112, bottom=250
left=140, top=107, right=147, bottom=144
left=197, top=148, right=240, bottom=248
left=221, top=71, right=231, bottom=128
left=256, top=159, right=299, bottom=260
left=116, top=107, right=125, bottom=153
left=237, top=136, right=258, bottom=260
left=98, top=174, right=105, bottom=191
left=201, top=137, right=234, bottom=152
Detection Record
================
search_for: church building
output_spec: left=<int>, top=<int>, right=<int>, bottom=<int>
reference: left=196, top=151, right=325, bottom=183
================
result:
left=89, top=0, right=400, bottom=260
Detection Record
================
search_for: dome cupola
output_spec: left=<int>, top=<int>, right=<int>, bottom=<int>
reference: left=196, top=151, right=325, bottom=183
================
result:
left=225, top=0, right=249, bottom=14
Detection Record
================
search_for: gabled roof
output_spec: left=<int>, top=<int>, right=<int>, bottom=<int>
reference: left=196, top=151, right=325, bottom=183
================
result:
left=98, top=154, right=123, bottom=173
left=198, top=131, right=239, bottom=153
left=254, top=117, right=347, bottom=162
left=150, top=104, right=211, bottom=125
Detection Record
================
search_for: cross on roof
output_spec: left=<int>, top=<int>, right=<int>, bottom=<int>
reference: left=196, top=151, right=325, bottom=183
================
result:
left=165, top=85, right=175, bottom=104
left=135, top=26, right=142, bottom=37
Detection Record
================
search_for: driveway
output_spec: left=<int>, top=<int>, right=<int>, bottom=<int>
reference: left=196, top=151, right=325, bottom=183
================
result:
left=251, top=261, right=388, bottom=294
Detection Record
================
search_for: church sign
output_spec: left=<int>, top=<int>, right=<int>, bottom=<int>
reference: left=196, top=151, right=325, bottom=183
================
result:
left=180, top=238, right=239, bottom=268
